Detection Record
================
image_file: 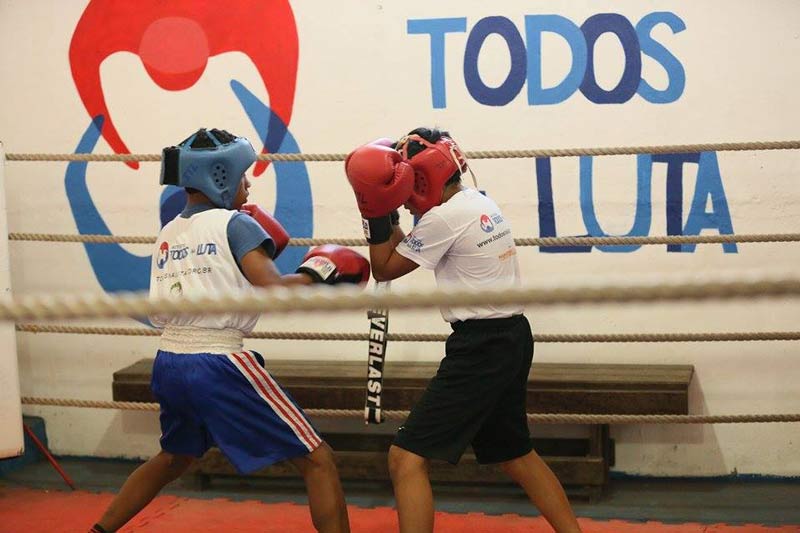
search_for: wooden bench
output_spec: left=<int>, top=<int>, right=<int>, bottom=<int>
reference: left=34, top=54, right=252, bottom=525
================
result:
left=113, top=359, right=693, bottom=496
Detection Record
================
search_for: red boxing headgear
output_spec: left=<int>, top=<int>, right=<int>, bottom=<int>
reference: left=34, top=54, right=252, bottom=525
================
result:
left=397, top=135, right=468, bottom=215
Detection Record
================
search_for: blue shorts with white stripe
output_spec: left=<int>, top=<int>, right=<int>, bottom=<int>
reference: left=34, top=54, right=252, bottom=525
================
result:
left=151, top=349, right=321, bottom=474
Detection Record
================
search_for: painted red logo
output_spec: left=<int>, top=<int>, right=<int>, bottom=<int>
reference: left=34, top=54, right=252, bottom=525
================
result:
left=69, top=0, right=298, bottom=176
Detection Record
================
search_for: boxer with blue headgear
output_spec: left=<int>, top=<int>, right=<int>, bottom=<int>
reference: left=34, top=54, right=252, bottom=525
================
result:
left=90, top=128, right=367, bottom=532
left=160, top=128, right=257, bottom=210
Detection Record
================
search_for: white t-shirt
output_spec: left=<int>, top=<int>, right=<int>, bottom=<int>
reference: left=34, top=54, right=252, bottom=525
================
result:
left=396, top=188, right=523, bottom=322
left=149, top=209, right=259, bottom=335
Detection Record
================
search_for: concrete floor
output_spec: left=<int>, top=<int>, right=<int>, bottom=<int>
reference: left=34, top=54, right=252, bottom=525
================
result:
left=1, top=458, right=799, bottom=527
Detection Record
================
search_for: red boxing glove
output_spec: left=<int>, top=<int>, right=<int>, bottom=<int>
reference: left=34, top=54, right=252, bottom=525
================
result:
left=240, top=204, right=290, bottom=259
left=345, top=143, right=414, bottom=219
left=296, top=245, right=370, bottom=285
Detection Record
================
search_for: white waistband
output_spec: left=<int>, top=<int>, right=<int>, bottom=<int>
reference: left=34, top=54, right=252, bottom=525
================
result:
left=159, top=326, right=244, bottom=355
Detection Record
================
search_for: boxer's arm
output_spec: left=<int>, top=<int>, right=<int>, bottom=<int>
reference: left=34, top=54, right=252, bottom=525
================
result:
left=229, top=217, right=313, bottom=287
left=370, top=211, right=419, bottom=281
left=229, top=213, right=277, bottom=263
left=239, top=204, right=289, bottom=259
left=240, top=247, right=314, bottom=287
left=369, top=239, right=419, bottom=282
left=389, top=211, right=406, bottom=247
left=374, top=210, right=456, bottom=281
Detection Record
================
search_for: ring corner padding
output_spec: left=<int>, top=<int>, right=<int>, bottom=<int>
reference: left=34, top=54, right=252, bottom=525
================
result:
left=0, top=141, right=25, bottom=459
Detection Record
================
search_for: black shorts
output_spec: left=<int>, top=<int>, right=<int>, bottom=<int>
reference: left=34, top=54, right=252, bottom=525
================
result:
left=393, top=314, right=534, bottom=465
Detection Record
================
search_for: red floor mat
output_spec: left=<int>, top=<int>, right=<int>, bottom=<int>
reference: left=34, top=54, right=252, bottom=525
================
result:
left=0, top=487, right=797, bottom=532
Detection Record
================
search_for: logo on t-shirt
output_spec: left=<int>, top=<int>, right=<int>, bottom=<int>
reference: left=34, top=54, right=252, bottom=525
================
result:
left=156, top=241, right=169, bottom=269
left=169, top=281, right=183, bottom=296
left=402, top=233, right=423, bottom=253
left=196, top=243, right=218, bottom=256
left=479, top=214, right=494, bottom=233
left=170, top=245, right=190, bottom=261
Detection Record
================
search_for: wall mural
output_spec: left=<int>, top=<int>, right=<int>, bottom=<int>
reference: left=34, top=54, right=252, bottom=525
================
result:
left=63, top=4, right=736, bottom=296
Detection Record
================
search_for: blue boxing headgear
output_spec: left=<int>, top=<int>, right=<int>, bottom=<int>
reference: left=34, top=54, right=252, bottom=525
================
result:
left=160, top=128, right=257, bottom=209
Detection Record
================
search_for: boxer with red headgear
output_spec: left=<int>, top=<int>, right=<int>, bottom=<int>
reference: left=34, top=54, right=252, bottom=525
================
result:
left=344, top=127, right=582, bottom=533
left=396, top=130, right=469, bottom=216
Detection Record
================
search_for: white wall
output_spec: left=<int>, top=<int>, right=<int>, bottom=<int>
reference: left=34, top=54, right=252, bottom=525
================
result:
left=1, top=1, right=799, bottom=476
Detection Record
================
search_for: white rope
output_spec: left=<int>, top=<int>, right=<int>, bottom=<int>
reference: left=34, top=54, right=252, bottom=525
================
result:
left=6, top=139, right=800, bottom=162
left=1, top=277, right=799, bottom=322
left=8, top=232, right=800, bottom=247
left=14, top=324, right=800, bottom=343
left=19, top=397, right=800, bottom=424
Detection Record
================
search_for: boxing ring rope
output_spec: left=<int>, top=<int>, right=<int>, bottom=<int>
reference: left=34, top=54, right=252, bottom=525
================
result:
left=7, top=142, right=800, bottom=428
left=1, top=276, right=800, bottom=322
left=8, top=232, right=800, bottom=247
left=14, top=324, right=800, bottom=343
left=18, top=397, right=800, bottom=425
left=5, top=139, right=800, bottom=162
left=14, top=278, right=799, bottom=424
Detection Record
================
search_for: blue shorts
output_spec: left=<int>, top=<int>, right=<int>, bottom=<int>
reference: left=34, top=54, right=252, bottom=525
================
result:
left=151, top=349, right=322, bottom=474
